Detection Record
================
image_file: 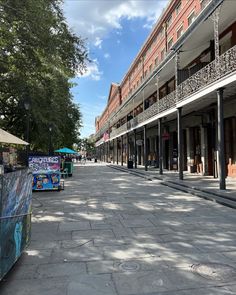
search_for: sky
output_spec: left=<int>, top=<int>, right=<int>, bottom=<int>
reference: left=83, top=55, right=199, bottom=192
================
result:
left=63, top=0, right=169, bottom=138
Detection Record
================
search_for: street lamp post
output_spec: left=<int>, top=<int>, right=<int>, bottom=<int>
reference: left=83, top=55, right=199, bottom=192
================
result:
left=49, top=124, right=53, bottom=156
left=24, top=99, right=30, bottom=165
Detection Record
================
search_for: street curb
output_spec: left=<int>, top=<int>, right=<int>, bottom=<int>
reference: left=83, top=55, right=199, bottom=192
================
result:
left=107, top=164, right=236, bottom=210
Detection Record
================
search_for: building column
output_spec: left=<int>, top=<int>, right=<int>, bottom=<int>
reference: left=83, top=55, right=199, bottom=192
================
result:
left=121, top=135, right=124, bottom=166
left=116, top=138, right=119, bottom=164
left=217, top=88, right=226, bottom=190
left=186, top=128, right=195, bottom=172
left=113, top=139, right=115, bottom=164
left=177, top=107, right=183, bottom=180
left=200, top=125, right=207, bottom=175
left=127, top=133, right=129, bottom=167
left=158, top=118, right=163, bottom=174
left=134, top=130, right=137, bottom=168
left=144, top=125, right=147, bottom=171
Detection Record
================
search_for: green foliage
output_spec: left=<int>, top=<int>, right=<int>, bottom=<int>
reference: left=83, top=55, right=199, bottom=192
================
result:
left=78, top=137, right=95, bottom=156
left=0, top=0, right=88, bottom=151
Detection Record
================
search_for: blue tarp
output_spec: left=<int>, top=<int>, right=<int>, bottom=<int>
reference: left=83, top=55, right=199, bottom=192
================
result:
left=54, top=147, right=77, bottom=154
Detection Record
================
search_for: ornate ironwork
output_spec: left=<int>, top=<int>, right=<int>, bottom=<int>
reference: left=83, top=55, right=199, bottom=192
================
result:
left=211, top=4, right=221, bottom=65
left=177, top=45, right=236, bottom=102
left=159, top=91, right=176, bottom=112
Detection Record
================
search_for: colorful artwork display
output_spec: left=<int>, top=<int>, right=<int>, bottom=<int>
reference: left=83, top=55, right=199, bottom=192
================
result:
left=32, top=171, right=60, bottom=191
left=29, top=156, right=61, bottom=191
left=0, top=169, right=32, bottom=280
left=28, top=156, right=60, bottom=173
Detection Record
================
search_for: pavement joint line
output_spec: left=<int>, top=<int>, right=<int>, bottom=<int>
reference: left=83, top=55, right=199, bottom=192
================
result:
left=107, top=164, right=236, bottom=210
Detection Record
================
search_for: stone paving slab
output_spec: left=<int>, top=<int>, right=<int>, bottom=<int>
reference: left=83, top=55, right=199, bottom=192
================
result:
left=67, top=274, right=117, bottom=295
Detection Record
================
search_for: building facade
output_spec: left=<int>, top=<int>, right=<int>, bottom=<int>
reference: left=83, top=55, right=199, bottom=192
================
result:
left=95, top=0, right=236, bottom=189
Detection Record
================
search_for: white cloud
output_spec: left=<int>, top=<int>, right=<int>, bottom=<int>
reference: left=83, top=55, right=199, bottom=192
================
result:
left=94, top=37, right=103, bottom=49
left=63, top=1, right=168, bottom=46
left=79, top=59, right=103, bottom=81
left=104, top=53, right=110, bottom=59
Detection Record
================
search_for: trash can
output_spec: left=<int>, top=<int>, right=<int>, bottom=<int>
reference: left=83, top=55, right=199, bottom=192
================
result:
left=64, top=162, right=73, bottom=176
left=127, top=160, right=133, bottom=169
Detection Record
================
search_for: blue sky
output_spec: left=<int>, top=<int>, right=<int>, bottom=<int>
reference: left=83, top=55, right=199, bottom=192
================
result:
left=63, top=0, right=168, bottom=138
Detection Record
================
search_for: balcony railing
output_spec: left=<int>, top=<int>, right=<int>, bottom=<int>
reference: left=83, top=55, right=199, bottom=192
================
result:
left=177, top=45, right=236, bottom=102
left=99, top=45, right=236, bottom=142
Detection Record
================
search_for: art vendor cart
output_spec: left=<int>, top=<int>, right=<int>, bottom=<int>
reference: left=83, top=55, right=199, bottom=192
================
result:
left=29, top=156, right=63, bottom=191
left=0, top=169, right=32, bottom=280
left=0, top=129, right=32, bottom=280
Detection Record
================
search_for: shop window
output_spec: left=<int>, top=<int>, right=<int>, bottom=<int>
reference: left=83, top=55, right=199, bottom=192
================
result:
left=220, top=31, right=232, bottom=54
left=188, top=11, right=195, bottom=27
left=176, top=1, right=181, bottom=15
left=161, top=48, right=165, bottom=60
left=159, top=87, right=167, bottom=99
left=200, top=0, right=210, bottom=10
left=168, top=38, right=173, bottom=50
left=155, top=56, right=158, bottom=66
left=166, top=14, right=172, bottom=28
left=177, top=25, right=184, bottom=39
left=168, top=79, right=175, bottom=93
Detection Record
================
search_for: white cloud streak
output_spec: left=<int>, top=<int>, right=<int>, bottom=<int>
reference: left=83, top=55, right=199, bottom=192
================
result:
left=63, top=1, right=168, bottom=46
left=79, top=59, right=103, bottom=81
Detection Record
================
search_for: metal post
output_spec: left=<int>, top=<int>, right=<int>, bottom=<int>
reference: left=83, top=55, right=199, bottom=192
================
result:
left=144, top=125, right=147, bottom=171
left=177, top=107, right=183, bottom=180
left=24, top=99, right=30, bottom=165
left=49, top=124, right=52, bottom=156
left=116, top=138, right=119, bottom=164
left=156, top=76, right=159, bottom=112
left=113, top=139, right=115, bottom=164
left=121, top=135, right=123, bottom=166
left=142, top=89, right=145, bottom=111
left=211, top=6, right=221, bottom=66
left=127, top=133, right=129, bottom=168
left=134, top=130, right=137, bottom=169
left=104, top=142, right=106, bottom=162
left=158, top=118, right=163, bottom=175
left=175, top=51, right=180, bottom=102
left=217, top=88, right=226, bottom=190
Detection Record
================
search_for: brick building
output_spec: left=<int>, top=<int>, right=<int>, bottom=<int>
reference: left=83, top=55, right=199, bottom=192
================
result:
left=95, top=0, right=236, bottom=189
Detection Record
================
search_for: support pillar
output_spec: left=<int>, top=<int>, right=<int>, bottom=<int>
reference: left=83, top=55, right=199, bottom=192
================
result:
left=217, top=88, right=226, bottom=190
left=134, top=130, right=137, bottom=168
left=144, top=125, right=148, bottom=171
left=127, top=133, right=129, bottom=167
left=158, top=118, right=163, bottom=175
left=121, top=135, right=123, bottom=166
left=177, top=107, right=183, bottom=180
left=113, top=139, right=115, bottom=164
left=116, top=138, right=119, bottom=164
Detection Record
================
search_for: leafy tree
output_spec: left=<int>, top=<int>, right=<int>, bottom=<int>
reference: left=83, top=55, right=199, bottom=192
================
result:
left=78, top=137, right=95, bottom=157
left=0, top=0, right=88, bottom=151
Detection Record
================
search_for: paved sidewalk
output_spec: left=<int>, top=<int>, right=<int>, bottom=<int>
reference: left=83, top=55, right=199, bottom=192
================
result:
left=1, top=163, right=236, bottom=294
left=109, top=162, right=236, bottom=202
